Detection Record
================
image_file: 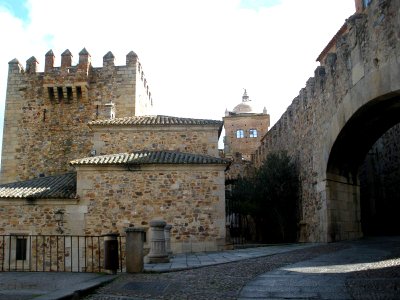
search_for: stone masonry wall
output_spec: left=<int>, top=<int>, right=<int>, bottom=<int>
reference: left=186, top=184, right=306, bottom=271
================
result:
left=76, top=164, right=226, bottom=253
left=0, top=163, right=226, bottom=253
left=1, top=50, right=153, bottom=183
left=253, top=0, right=400, bottom=242
left=0, top=199, right=82, bottom=235
left=91, top=126, right=221, bottom=157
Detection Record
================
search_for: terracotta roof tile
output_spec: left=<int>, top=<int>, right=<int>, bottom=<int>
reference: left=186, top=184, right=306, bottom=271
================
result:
left=0, top=173, right=76, bottom=199
left=70, top=150, right=228, bottom=166
left=88, top=115, right=223, bottom=127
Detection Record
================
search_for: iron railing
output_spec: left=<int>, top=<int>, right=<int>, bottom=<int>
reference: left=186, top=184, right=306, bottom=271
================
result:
left=225, top=187, right=251, bottom=245
left=0, top=234, right=125, bottom=272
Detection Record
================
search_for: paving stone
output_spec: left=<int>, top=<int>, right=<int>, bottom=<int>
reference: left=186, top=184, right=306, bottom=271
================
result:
left=82, top=237, right=400, bottom=300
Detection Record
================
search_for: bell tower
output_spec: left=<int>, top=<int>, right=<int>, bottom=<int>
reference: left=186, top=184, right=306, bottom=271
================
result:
left=223, top=90, right=270, bottom=161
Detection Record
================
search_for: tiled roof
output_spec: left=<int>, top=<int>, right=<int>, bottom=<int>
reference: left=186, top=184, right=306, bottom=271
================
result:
left=70, top=150, right=228, bottom=166
left=88, top=115, right=223, bottom=126
left=0, top=173, right=76, bottom=199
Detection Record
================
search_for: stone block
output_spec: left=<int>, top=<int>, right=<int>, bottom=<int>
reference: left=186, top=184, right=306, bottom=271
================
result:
left=352, top=63, right=365, bottom=85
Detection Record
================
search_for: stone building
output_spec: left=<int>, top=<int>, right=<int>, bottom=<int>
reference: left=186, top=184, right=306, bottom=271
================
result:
left=0, top=50, right=228, bottom=254
left=1, top=49, right=153, bottom=183
left=223, top=90, right=269, bottom=179
left=89, top=115, right=222, bottom=157
left=71, top=150, right=227, bottom=253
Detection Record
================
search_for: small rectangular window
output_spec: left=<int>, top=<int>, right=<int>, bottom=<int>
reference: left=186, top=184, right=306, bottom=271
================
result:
left=249, top=129, right=258, bottom=138
left=16, top=237, right=27, bottom=260
left=76, top=86, right=82, bottom=100
left=236, top=129, right=244, bottom=139
left=363, top=0, right=372, bottom=8
left=48, top=87, right=55, bottom=101
left=66, top=87, right=73, bottom=102
left=57, top=87, right=64, bottom=102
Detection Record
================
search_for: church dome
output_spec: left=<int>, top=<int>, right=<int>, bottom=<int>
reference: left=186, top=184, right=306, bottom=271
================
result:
left=232, top=102, right=254, bottom=114
left=232, top=89, right=255, bottom=114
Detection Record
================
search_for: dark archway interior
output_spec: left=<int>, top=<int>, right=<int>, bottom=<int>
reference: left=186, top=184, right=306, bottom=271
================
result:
left=360, top=123, right=400, bottom=235
left=327, top=92, right=400, bottom=236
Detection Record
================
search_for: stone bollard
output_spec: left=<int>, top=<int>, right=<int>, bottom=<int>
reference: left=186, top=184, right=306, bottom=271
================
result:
left=125, top=227, right=146, bottom=273
left=148, top=220, right=169, bottom=263
left=164, top=224, right=173, bottom=257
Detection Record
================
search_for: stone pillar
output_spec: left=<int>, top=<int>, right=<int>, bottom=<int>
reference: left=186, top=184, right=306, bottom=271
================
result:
left=125, top=227, right=146, bottom=273
left=164, top=224, right=173, bottom=257
left=148, top=220, right=169, bottom=263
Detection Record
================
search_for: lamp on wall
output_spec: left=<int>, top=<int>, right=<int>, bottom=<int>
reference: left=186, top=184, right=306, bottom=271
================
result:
left=54, top=209, right=65, bottom=234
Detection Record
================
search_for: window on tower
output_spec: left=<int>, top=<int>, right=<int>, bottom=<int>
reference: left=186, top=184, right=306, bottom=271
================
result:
left=236, top=129, right=244, bottom=138
left=363, top=0, right=372, bottom=8
left=249, top=129, right=258, bottom=138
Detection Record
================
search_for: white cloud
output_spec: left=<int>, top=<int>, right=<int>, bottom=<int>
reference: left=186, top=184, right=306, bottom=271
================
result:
left=0, top=0, right=355, bottom=156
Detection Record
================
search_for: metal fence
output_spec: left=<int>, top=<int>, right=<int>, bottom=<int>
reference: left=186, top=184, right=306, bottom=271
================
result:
left=0, top=234, right=125, bottom=272
left=225, top=187, right=251, bottom=245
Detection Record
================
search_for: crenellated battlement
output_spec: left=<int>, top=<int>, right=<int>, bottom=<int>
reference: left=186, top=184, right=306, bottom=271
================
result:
left=7, top=48, right=153, bottom=108
left=2, top=48, right=154, bottom=183
left=10, top=48, right=139, bottom=74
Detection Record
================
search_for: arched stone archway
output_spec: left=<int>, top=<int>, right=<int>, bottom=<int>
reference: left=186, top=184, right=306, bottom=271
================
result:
left=325, top=93, right=400, bottom=242
left=254, top=0, right=400, bottom=243
left=319, top=43, right=400, bottom=241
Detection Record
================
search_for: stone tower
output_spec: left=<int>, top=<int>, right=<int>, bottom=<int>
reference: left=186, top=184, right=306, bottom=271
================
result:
left=1, top=49, right=153, bottom=183
left=223, top=90, right=270, bottom=162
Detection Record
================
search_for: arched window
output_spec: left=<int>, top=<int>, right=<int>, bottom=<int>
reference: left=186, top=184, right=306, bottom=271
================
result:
left=236, top=129, right=244, bottom=138
left=249, top=129, right=258, bottom=138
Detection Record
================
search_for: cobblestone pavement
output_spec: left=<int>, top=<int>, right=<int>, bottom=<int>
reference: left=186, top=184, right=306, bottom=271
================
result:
left=85, top=236, right=400, bottom=300
left=239, top=236, right=400, bottom=299
left=346, top=237, right=400, bottom=300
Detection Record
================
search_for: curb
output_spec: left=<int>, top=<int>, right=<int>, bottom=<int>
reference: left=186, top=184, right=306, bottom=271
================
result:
left=34, top=275, right=118, bottom=300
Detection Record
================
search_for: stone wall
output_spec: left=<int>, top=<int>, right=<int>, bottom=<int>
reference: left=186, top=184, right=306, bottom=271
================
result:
left=0, top=198, right=82, bottom=235
left=1, top=50, right=153, bottom=183
left=0, top=163, right=226, bottom=253
left=91, top=125, right=221, bottom=157
left=253, top=0, right=400, bottom=242
left=76, top=164, right=226, bottom=253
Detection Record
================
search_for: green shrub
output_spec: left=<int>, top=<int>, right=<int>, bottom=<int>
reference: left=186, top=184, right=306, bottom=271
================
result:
left=230, top=151, right=299, bottom=242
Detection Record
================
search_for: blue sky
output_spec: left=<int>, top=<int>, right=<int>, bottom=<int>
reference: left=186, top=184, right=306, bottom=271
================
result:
left=3, top=0, right=283, bottom=15
left=0, top=0, right=29, bottom=21
left=0, top=0, right=355, bottom=162
left=240, top=0, right=281, bottom=10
